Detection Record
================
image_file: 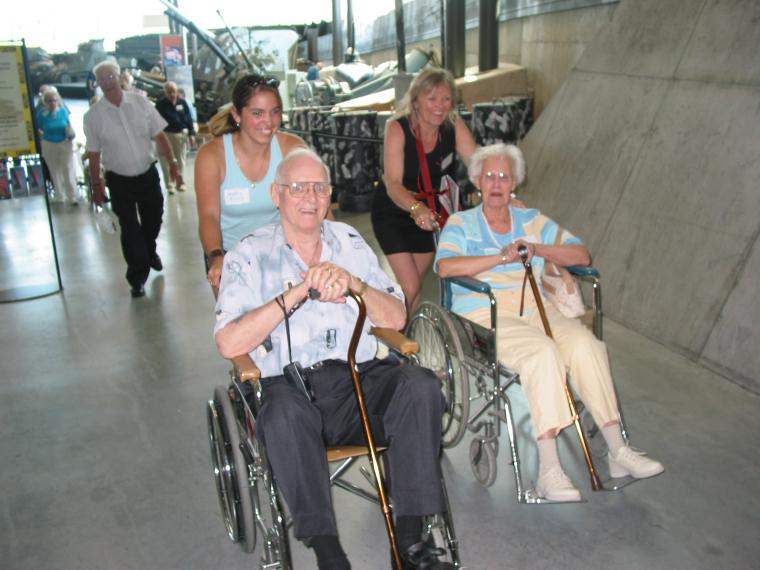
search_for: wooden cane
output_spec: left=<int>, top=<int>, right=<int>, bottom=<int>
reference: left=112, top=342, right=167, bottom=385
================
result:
left=346, top=289, right=404, bottom=568
left=517, top=245, right=604, bottom=492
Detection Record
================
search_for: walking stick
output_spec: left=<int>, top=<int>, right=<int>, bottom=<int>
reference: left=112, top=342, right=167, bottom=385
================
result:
left=346, top=289, right=404, bottom=568
left=517, top=245, right=604, bottom=492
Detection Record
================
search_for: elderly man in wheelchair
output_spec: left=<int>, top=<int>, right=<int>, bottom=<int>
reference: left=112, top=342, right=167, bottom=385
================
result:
left=213, top=148, right=454, bottom=569
left=433, top=143, right=664, bottom=502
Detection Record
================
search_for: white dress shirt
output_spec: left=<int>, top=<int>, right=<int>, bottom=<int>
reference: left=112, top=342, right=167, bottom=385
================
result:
left=84, top=91, right=167, bottom=176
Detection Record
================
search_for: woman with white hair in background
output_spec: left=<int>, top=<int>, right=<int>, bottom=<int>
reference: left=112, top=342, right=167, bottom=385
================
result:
left=35, top=87, right=79, bottom=205
left=435, top=143, right=665, bottom=502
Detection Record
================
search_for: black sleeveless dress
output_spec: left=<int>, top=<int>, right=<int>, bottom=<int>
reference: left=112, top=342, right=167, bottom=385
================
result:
left=371, top=116, right=458, bottom=255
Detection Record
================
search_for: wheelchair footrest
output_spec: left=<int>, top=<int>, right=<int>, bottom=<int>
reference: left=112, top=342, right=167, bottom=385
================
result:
left=519, top=488, right=587, bottom=504
left=600, top=474, right=638, bottom=491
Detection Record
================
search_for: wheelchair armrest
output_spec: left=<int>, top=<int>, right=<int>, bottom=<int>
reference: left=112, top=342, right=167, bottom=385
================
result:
left=230, top=354, right=261, bottom=383
left=566, top=265, right=600, bottom=279
left=447, top=276, right=492, bottom=294
left=371, top=327, right=420, bottom=356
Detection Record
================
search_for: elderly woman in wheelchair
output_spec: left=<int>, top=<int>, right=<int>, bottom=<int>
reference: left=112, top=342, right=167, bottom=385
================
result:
left=213, top=148, right=454, bottom=569
left=433, top=143, right=664, bottom=502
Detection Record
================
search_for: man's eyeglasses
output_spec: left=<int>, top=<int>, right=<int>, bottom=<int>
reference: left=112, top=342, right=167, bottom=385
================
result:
left=483, top=171, right=513, bottom=183
left=277, top=182, right=332, bottom=198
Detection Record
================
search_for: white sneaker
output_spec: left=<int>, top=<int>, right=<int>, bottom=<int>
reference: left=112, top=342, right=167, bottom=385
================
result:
left=536, top=466, right=582, bottom=502
left=608, top=446, right=664, bottom=479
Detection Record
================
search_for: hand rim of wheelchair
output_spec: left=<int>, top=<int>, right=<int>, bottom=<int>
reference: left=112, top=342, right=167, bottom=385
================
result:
left=209, top=384, right=293, bottom=567
left=406, top=301, right=470, bottom=448
left=242, top=409, right=292, bottom=568
left=208, top=385, right=257, bottom=552
left=206, top=397, right=239, bottom=542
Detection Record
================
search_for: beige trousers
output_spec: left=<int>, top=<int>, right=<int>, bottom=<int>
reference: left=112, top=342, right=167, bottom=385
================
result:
left=158, top=131, right=188, bottom=190
left=41, top=139, right=78, bottom=202
left=466, top=304, right=620, bottom=437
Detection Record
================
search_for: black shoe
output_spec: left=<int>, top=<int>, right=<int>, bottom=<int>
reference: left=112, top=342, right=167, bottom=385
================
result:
left=130, top=284, right=146, bottom=298
left=400, top=541, right=453, bottom=570
left=149, top=254, right=163, bottom=271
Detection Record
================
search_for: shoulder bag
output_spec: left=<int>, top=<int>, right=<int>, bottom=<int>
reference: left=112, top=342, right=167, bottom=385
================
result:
left=540, top=230, right=586, bottom=319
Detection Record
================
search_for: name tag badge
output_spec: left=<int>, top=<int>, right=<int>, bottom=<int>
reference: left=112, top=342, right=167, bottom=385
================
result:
left=176, top=104, right=184, bottom=111
left=441, top=153, right=453, bottom=171
left=224, top=187, right=250, bottom=206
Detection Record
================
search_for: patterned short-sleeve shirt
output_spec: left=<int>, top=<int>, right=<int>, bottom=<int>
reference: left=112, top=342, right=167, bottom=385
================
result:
left=434, top=205, right=582, bottom=316
left=214, top=220, right=404, bottom=377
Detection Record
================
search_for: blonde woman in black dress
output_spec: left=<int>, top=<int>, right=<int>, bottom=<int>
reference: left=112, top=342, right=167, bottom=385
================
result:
left=371, top=68, right=476, bottom=313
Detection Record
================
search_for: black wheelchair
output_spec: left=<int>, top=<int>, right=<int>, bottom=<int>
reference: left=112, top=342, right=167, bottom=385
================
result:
left=207, top=291, right=461, bottom=568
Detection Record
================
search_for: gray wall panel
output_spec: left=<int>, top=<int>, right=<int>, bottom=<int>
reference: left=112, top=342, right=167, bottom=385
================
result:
left=592, top=81, right=760, bottom=356
left=701, top=234, right=760, bottom=391
left=502, top=0, right=619, bottom=20
left=521, top=0, right=760, bottom=392
left=576, top=0, right=703, bottom=78
left=522, top=72, right=669, bottom=254
left=676, top=0, right=760, bottom=85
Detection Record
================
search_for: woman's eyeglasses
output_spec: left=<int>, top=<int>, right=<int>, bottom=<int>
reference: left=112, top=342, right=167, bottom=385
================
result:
left=483, top=171, right=513, bottom=183
left=277, top=182, right=332, bottom=198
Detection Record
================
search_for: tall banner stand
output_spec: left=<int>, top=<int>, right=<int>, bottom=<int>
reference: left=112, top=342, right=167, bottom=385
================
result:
left=0, top=39, right=63, bottom=302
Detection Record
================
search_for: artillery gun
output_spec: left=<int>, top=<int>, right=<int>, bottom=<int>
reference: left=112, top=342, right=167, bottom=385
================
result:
left=160, top=0, right=295, bottom=122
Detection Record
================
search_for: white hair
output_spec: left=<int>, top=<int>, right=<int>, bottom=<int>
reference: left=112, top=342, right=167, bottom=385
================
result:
left=42, top=86, right=60, bottom=101
left=93, top=59, right=120, bottom=77
left=275, top=148, right=331, bottom=184
left=468, top=143, right=526, bottom=187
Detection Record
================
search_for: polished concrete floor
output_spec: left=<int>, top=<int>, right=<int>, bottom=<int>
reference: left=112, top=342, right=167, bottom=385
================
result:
left=1, top=165, right=759, bottom=570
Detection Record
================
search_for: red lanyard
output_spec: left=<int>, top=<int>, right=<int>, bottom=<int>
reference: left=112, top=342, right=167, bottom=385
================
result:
left=412, top=128, right=447, bottom=226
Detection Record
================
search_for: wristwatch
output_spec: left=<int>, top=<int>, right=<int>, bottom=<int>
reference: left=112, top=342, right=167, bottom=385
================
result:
left=207, top=248, right=224, bottom=259
left=355, top=279, right=369, bottom=296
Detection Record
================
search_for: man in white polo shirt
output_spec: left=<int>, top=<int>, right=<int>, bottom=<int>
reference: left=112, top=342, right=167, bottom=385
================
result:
left=84, top=60, right=183, bottom=298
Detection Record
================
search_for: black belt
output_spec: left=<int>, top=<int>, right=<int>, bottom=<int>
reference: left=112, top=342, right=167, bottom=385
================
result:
left=106, top=161, right=157, bottom=180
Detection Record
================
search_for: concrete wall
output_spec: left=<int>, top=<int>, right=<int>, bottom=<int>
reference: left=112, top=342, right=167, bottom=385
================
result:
left=520, top=0, right=760, bottom=393
left=497, top=5, right=616, bottom=115
left=360, top=4, right=615, bottom=117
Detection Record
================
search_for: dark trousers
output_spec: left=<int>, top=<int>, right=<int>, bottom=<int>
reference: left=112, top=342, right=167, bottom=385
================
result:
left=257, top=358, right=445, bottom=539
left=105, top=165, right=164, bottom=287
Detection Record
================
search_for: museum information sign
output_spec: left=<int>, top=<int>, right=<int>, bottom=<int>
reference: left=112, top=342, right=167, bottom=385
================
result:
left=0, top=44, right=36, bottom=158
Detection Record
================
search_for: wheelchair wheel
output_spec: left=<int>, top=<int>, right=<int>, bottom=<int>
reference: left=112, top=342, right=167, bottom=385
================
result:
left=208, top=385, right=256, bottom=553
left=469, top=438, right=497, bottom=487
left=407, top=302, right=470, bottom=448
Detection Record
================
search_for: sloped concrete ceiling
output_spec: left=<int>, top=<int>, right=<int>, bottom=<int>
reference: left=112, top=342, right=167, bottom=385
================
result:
left=521, top=0, right=760, bottom=391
